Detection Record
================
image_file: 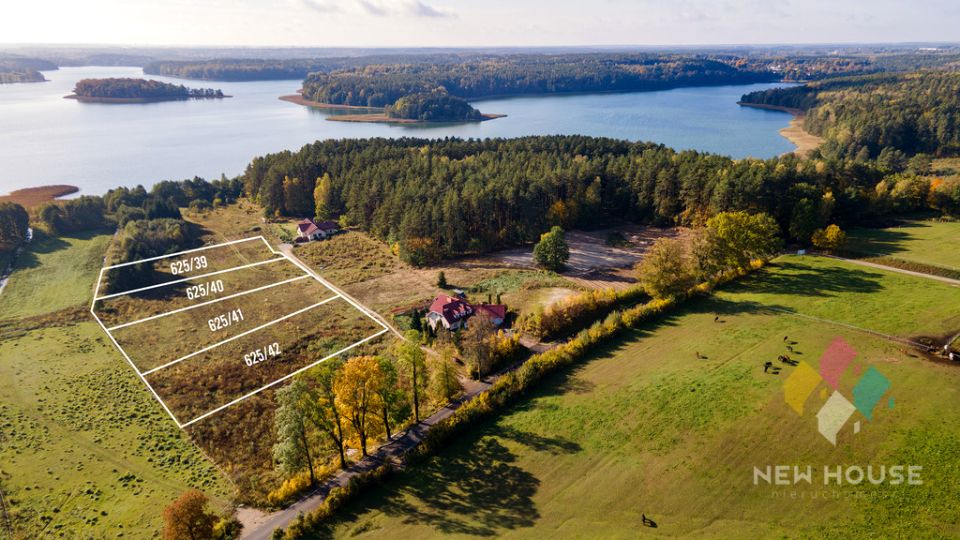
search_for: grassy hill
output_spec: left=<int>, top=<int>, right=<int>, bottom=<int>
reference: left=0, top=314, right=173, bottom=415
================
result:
left=311, top=256, right=960, bottom=538
left=0, top=229, right=233, bottom=538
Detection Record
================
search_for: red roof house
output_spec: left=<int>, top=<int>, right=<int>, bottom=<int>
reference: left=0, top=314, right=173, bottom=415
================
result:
left=426, top=294, right=506, bottom=330
left=296, top=218, right=340, bottom=242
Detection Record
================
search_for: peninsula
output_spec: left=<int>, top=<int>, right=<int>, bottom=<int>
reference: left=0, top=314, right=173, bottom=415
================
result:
left=281, top=89, right=504, bottom=124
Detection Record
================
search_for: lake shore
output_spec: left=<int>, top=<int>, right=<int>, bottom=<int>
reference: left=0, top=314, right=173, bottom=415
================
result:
left=328, top=112, right=507, bottom=124
left=279, top=94, right=384, bottom=110
left=0, top=185, right=80, bottom=207
left=279, top=94, right=505, bottom=123
left=737, top=101, right=823, bottom=157
left=65, top=94, right=231, bottom=103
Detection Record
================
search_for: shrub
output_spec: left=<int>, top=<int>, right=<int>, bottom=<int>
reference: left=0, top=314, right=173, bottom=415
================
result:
left=811, top=224, right=847, bottom=253
left=517, top=286, right=648, bottom=340
left=189, top=199, right=212, bottom=213
left=267, top=463, right=338, bottom=507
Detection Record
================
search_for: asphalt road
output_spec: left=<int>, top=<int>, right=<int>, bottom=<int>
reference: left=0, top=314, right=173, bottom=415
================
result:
left=239, top=375, right=493, bottom=540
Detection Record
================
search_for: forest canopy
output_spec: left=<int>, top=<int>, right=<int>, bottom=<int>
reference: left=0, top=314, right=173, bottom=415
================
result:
left=740, top=72, right=960, bottom=159
left=71, top=78, right=225, bottom=100
left=299, top=54, right=777, bottom=107
left=241, top=135, right=955, bottom=265
left=385, top=91, right=482, bottom=122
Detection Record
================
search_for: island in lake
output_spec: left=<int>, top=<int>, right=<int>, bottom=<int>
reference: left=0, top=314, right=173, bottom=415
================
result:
left=281, top=89, right=504, bottom=124
left=65, top=78, right=228, bottom=103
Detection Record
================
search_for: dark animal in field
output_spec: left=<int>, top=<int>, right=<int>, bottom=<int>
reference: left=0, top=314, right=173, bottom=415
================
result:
left=779, top=355, right=798, bottom=366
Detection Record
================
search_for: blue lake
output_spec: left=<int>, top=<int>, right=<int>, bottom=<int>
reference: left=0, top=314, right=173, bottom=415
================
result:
left=0, top=66, right=796, bottom=196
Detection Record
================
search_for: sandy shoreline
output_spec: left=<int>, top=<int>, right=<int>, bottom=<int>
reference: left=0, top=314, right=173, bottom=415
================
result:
left=738, top=101, right=823, bottom=157
left=280, top=94, right=506, bottom=124
left=279, top=94, right=384, bottom=110
left=779, top=115, right=824, bottom=158
left=328, top=112, right=507, bottom=124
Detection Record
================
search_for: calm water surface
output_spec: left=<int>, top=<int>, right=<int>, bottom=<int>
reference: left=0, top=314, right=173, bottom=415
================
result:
left=0, top=66, right=796, bottom=196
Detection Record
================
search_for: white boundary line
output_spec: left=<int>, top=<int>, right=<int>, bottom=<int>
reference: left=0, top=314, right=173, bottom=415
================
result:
left=101, top=236, right=263, bottom=269
left=179, top=328, right=390, bottom=428
left=90, top=235, right=390, bottom=429
left=106, top=274, right=312, bottom=331
left=279, top=244, right=393, bottom=335
left=94, top=257, right=286, bottom=301
left=90, top=268, right=186, bottom=427
left=141, top=295, right=343, bottom=376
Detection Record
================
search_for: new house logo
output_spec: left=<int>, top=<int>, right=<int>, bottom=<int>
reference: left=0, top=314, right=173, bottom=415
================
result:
left=783, top=337, right=894, bottom=445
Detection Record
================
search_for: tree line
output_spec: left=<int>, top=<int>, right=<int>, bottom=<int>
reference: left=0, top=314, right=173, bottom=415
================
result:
left=242, top=135, right=957, bottom=266
left=740, top=71, right=960, bottom=159
left=0, top=202, right=29, bottom=252
left=300, top=54, right=777, bottom=107
left=72, top=78, right=224, bottom=99
left=142, top=53, right=482, bottom=81
left=270, top=332, right=457, bottom=500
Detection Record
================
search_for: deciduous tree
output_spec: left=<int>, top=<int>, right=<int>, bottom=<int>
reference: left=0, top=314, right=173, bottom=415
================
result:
left=705, top=211, right=781, bottom=270
left=309, top=359, right=348, bottom=468
left=334, top=356, right=385, bottom=456
left=811, top=224, right=847, bottom=253
left=396, top=331, right=428, bottom=422
left=0, top=202, right=29, bottom=252
left=374, top=356, right=403, bottom=439
left=635, top=237, right=695, bottom=298
left=162, top=490, right=216, bottom=540
left=533, top=226, right=570, bottom=271
left=461, top=313, right=496, bottom=379
left=272, top=378, right=317, bottom=485
left=313, top=173, right=335, bottom=219
left=429, top=344, right=462, bottom=405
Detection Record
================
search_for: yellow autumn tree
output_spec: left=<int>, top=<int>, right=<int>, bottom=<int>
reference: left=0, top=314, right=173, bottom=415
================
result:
left=334, top=356, right=385, bottom=456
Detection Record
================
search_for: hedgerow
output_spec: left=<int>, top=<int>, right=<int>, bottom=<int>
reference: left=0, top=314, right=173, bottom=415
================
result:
left=277, top=260, right=763, bottom=539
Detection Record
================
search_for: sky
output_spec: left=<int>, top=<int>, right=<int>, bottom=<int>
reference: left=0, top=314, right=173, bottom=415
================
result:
left=3, top=0, right=959, bottom=47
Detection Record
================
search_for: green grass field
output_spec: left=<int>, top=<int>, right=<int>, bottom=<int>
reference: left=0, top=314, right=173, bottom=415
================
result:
left=845, top=219, right=960, bottom=270
left=0, top=228, right=234, bottom=538
left=0, top=229, right=113, bottom=319
left=315, top=256, right=960, bottom=538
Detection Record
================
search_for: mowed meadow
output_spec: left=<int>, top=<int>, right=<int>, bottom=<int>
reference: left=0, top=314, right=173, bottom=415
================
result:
left=317, top=256, right=960, bottom=538
left=845, top=218, right=960, bottom=271
left=0, top=229, right=233, bottom=537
